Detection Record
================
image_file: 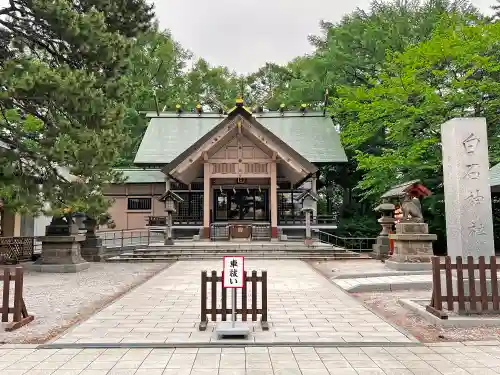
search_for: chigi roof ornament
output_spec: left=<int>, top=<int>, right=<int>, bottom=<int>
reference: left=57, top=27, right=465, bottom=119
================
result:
left=300, top=103, right=307, bottom=115
left=195, top=104, right=203, bottom=115
left=175, top=104, right=183, bottom=115
left=279, top=103, right=286, bottom=116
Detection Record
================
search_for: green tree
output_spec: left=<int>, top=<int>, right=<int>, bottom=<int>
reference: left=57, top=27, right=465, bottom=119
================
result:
left=0, top=0, right=154, bottom=217
left=184, top=58, right=242, bottom=111
left=337, top=16, right=500, bottom=250
left=245, top=63, right=293, bottom=109
left=285, top=0, right=481, bottom=237
left=116, top=29, right=192, bottom=166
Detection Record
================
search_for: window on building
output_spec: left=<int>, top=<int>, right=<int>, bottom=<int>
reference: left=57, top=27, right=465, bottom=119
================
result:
left=127, top=198, right=152, bottom=210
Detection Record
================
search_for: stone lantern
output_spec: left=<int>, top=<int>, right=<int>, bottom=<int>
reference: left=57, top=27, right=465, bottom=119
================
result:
left=158, top=190, right=184, bottom=245
left=297, top=190, right=319, bottom=245
left=80, top=215, right=104, bottom=262
left=31, top=214, right=89, bottom=272
left=380, top=180, right=437, bottom=271
left=371, top=201, right=395, bottom=260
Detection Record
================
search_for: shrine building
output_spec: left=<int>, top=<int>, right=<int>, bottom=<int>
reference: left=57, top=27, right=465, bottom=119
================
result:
left=103, top=100, right=348, bottom=240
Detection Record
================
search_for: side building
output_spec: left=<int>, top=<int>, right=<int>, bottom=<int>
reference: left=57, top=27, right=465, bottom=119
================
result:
left=103, top=103, right=348, bottom=240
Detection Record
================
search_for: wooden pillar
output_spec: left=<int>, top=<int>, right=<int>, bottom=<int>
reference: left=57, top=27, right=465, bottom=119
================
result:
left=14, top=214, right=21, bottom=237
left=270, top=160, right=278, bottom=238
left=203, top=162, right=211, bottom=239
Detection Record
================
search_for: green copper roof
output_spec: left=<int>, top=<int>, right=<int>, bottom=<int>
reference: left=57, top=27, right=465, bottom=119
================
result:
left=115, top=168, right=165, bottom=183
left=134, top=112, right=347, bottom=164
left=491, top=163, right=500, bottom=187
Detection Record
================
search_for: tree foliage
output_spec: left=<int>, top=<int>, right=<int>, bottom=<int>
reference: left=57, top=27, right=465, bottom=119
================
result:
left=1, top=0, right=497, bottom=248
left=336, top=16, right=500, bottom=246
left=292, top=0, right=481, bottom=239
left=0, top=0, right=154, bottom=217
left=115, top=29, right=192, bottom=166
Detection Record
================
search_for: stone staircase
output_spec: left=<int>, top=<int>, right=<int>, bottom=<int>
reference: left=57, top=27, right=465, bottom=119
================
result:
left=106, top=241, right=367, bottom=262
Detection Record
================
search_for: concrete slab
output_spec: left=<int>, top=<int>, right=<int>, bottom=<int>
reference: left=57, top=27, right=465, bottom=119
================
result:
left=215, top=322, right=251, bottom=339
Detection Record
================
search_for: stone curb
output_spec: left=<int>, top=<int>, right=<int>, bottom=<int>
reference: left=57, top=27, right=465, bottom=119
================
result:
left=399, top=298, right=500, bottom=328
left=3, top=340, right=500, bottom=350
left=332, top=270, right=431, bottom=279
left=385, top=260, right=432, bottom=271
left=35, top=341, right=423, bottom=349
left=340, top=281, right=432, bottom=293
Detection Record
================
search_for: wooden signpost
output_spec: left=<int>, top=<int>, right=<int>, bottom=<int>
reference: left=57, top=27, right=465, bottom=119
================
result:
left=216, top=256, right=250, bottom=338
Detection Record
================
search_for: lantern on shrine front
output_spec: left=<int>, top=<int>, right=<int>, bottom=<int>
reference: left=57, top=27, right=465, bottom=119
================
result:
left=297, top=190, right=319, bottom=244
left=158, top=190, right=184, bottom=245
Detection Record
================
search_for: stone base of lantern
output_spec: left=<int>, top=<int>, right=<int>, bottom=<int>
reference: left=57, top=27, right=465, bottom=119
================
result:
left=80, top=236, right=104, bottom=262
left=29, top=235, right=90, bottom=273
left=386, top=222, right=436, bottom=271
left=371, top=235, right=391, bottom=260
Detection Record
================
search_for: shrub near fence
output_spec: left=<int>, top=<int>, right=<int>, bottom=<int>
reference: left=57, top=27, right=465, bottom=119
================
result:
left=427, top=255, right=500, bottom=318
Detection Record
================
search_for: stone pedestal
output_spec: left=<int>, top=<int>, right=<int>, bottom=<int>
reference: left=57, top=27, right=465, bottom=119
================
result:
left=386, top=222, right=436, bottom=271
left=372, top=236, right=391, bottom=260
left=371, top=202, right=395, bottom=260
left=80, top=235, right=104, bottom=262
left=163, top=213, right=174, bottom=245
left=29, top=235, right=89, bottom=273
left=80, top=218, right=104, bottom=262
left=164, top=232, right=174, bottom=246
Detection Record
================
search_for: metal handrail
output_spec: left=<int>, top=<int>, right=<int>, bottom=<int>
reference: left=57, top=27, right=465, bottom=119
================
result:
left=147, top=215, right=203, bottom=226
left=313, top=229, right=376, bottom=252
left=278, top=214, right=337, bottom=225
left=97, top=228, right=164, bottom=248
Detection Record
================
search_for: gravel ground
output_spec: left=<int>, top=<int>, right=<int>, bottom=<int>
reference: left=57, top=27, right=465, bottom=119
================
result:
left=354, top=289, right=500, bottom=342
left=0, top=263, right=169, bottom=344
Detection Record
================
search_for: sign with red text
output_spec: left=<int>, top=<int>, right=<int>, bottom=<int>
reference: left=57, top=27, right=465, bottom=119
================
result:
left=223, top=256, right=245, bottom=288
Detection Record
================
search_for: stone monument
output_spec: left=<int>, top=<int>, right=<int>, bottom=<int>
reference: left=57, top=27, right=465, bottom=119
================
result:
left=441, top=117, right=495, bottom=260
left=30, top=215, right=89, bottom=272
left=158, top=190, right=183, bottom=245
left=80, top=216, right=104, bottom=262
left=371, top=201, right=395, bottom=260
left=384, top=180, right=437, bottom=270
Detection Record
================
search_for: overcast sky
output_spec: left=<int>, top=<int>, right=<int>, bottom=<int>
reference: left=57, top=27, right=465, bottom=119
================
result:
left=0, top=0, right=495, bottom=74
left=156, top=0, right=495, bottom=74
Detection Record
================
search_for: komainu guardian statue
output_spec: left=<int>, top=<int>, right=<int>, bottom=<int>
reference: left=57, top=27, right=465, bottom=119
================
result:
left=401, top=194, right=424, bottom=223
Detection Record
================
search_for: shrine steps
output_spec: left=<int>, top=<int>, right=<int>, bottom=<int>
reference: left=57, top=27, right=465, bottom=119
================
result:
left=105, top=245, right=366, bottom=262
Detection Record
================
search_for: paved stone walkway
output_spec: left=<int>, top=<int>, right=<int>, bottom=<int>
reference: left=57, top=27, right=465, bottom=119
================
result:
left=2, top=342, right=500, bottom=374
left=53, top=260, right=413, bottom=344
left=332, top=275, right=432, bottom=292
